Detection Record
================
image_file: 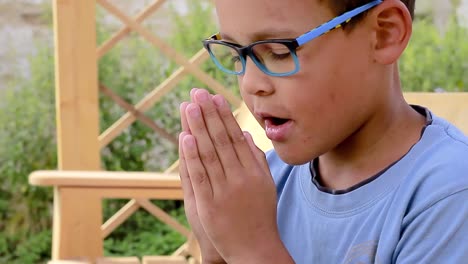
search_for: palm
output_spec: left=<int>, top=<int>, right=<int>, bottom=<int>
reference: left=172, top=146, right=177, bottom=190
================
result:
left=184, top=190, right=224, bottom=263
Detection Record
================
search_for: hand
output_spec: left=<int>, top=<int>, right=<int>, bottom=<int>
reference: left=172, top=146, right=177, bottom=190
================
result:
left=179, top=90, right=225, bottom=264
left=180, top=89, right=293, bottom=264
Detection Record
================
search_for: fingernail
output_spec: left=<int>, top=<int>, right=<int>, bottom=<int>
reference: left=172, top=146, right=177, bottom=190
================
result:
left=196, top=90, right=209, bottom=102
left=187, top=103, right=200, bottom=118
left=180, top=102, right=188, bottom=112
left=179, top=131, right=187, bottom=140
left=190, top=88, right=198, bottom=97
left=213, top=95, right=225, bottom=108
left=183, top=135, right=196, bottom=148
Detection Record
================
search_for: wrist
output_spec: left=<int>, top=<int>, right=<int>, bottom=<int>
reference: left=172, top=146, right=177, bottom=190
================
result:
left=228, top=236, right=294, bottom=264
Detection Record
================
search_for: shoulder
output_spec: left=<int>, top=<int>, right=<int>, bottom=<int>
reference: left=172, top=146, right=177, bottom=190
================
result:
left=429, top=113, right=468, bottom=149
left=412, top=114, right=468, bottom=185
left=397, top=114, right=468, bottom=220
left=381, top=115, right=468, bottom=262
left=408, top=113, right=468, bottom=181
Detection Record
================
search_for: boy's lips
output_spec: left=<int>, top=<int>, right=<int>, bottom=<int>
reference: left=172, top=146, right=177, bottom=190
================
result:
left=264, top=118, right=293, bottom=141
left=256, top=112, right=293, bottom=141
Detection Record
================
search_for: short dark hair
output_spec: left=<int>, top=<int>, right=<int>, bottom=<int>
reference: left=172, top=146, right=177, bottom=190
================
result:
left=321, top=0, right=416, bottom=27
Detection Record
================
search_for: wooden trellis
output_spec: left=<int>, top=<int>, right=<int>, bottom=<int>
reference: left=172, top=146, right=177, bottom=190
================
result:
left=28, top=0, right=468, bottom=264
left=29, top=0, right=246, bottom=263
left=90, top=1, right=243, bottom=261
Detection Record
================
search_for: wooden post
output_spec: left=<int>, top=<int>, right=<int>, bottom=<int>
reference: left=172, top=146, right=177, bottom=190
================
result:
left=53, top=188, right=103, bottom=261
left=52, top=0, right=102, bottom=261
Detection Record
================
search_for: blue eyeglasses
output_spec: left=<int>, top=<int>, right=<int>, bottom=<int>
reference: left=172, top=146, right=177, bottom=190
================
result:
left=203, top=0, right=383, bottom=77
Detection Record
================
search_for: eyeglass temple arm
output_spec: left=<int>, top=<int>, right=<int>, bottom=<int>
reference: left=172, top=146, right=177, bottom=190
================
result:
left=296, top=0, right=383, bottom=46
left=208, top=33, right=222, bottom=41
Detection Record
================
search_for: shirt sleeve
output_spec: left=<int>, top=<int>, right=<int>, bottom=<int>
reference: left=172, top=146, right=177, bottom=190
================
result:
left=393, top=189, right=468, bottom=263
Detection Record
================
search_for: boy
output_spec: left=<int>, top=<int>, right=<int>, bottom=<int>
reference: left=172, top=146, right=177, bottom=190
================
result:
left=178, top=0, right=468, bottom=263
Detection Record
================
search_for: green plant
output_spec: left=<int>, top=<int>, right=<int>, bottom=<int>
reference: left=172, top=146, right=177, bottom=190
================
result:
left=0, top=41, right=56, bottom=263
left=103, top=204, right=188, bottom=257
left=400, top=16, right=468, bottom=92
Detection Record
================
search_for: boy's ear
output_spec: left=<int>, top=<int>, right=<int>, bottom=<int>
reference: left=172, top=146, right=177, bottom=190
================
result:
left=370, top=0, right=412, bottom=64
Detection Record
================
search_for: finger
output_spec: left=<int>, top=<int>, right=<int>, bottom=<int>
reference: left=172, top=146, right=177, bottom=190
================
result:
left=243, top=131, right=269, bottom=173
left=180, top=102, right=190, bottom=132
left=193, top=89, right=241, bottom=172
left=185, top=102, right=227, bottom=186
left=182, top=134, right=213, bottom=201
left=212, top=94, right=256, bottom=168
left=191, top=87, right=214, bottom=102
left=179, top=132, right=195, bottom=202
left=192, top=88, right=215, bottom=102
left=190, top=88, right=199, bottom=102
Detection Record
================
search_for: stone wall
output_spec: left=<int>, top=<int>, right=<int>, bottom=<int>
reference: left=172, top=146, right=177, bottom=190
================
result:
left=0, top=0, right=188, bottom=96
left=0, top=0, right=51, bottom=94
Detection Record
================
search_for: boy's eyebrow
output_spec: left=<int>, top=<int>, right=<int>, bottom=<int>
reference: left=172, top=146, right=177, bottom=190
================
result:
left=220, top=28, right=298, bottom=43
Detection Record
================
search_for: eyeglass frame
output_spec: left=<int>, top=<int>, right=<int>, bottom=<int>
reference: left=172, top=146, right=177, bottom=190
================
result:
left=202, top=0, right=383, bottom=77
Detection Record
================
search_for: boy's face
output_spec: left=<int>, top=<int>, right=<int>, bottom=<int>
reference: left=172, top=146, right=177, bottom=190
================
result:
left=215, top=0, right=382, bottom=165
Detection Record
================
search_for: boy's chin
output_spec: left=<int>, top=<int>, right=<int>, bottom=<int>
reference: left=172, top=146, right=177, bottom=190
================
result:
left=274, top=147, right=314, bottom=166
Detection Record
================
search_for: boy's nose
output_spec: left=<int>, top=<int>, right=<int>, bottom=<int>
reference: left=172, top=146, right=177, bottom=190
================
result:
left=240, top=58, right=275, bottom=97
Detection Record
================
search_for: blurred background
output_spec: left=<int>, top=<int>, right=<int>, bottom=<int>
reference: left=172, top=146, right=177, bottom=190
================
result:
left=0, top=0, right=467, bottom=263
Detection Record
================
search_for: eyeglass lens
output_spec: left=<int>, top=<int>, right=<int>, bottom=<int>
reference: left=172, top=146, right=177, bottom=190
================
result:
left=208, top=42, right=296, bottom=75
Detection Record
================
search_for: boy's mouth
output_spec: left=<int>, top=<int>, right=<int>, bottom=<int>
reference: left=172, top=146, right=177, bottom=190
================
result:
left=257, top=113, right=293, bottom=141
left=256, top=112, right=291, bottom=127
left=265, top=117, right=290, bottom=126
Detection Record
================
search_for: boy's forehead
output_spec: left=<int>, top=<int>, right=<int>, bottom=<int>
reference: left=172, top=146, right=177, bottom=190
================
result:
left=214, top=0, right=331, bottom=43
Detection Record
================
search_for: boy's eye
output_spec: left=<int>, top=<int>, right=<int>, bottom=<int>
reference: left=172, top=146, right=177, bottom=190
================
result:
left=268, top=50, right=291, bottom=60
left=231, top=55, right=241, bottom=63
left=258, top=48, right=291, bottom=62
left=253, top=43, right=291, bottom=61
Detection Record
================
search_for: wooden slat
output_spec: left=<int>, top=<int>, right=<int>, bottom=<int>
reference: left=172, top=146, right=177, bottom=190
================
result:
left=142, top=256, right=187, bottom=264
left=29, top=170, right=180, bottom=188
left=171, top=243, right=189, bottom=257
left=182, top=235, right=201, bottom=263
left=101, top=199, right=140, bottom=239
left=96, top=257, right=140, bottom=264
left=165, top=160, right=180, bottom=174
left=99, top=49, right=209, bottom=148
left=136, top=199, right=191, bottom=237
left=97, top=0, right=167, bottom=58
left=87, top=187, right=183, bottom=200
left=54, top=0, right=100, bottom=170
left=99, top=84, right=178, bottom=145
left=48, top=261, right=90, bottom=264
left=187, top=258, right=199, bottom=264
left=96, top=0, right=241, bottom=106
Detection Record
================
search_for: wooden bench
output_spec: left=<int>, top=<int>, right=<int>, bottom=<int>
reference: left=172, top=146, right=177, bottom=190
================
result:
left=29, top=92, right=468, bottom=264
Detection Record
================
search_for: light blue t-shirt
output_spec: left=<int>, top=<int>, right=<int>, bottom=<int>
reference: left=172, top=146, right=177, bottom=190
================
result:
left=267, top=110, right=468, bottom=264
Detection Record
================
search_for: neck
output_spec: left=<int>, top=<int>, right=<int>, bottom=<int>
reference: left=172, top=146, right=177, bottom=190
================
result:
left=317, top=87, right=426, bottom=191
